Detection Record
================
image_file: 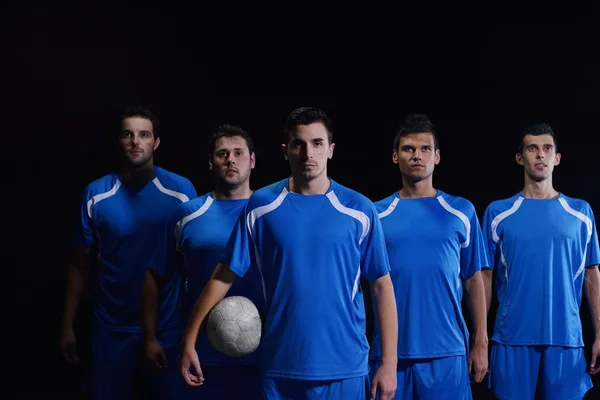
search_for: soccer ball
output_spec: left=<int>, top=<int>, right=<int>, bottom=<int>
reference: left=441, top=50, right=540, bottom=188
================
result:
left=206, top=296, right=262, bottom=358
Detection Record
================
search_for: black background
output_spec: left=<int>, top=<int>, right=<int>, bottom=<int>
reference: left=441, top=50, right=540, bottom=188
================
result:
left=3, top=2, right=600, bottom=398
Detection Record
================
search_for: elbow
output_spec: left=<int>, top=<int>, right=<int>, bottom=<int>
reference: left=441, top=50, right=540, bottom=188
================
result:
left=372, top=274, right=393, bottom=297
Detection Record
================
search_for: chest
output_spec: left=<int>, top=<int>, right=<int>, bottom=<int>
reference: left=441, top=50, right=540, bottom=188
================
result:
left=92, top=189, right=179, bottom=238
left=257, top=200, right=364, bottom=250
left=383, top=202, right=467, bottom=247
left=180, top=207, right=240, bottom=252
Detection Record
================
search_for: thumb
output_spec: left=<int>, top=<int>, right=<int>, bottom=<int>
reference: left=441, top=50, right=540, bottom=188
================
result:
left=591, top=350, right=597, bottom=371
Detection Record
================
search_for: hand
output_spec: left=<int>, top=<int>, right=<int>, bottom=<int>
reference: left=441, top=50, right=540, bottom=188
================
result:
left=590, top=339, right=600, bottom=375
left=370, top=362, right=397, bottom=400
left=145, top=338, right=168, bottom=371
left=60, top=328, right=79, bottom=365
left=179, top=344, right=204, bottom=386
left=468, top=342, right=489, bottom=383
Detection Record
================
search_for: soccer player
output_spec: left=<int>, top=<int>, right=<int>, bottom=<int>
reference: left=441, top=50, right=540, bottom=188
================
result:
left=179, top=107, right=399, bottom=400
left=141, top=124, right=263, bottom=399
left=482, top=123, right=600, bottom=400
left=372, top=114, right=489, bottom=399
left=59, top=106, right=197, bottom=400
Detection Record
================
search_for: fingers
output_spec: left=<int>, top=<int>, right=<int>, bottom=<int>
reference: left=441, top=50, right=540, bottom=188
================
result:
left=380, top=389, right=396, bottom=400
left=158, top=350, right=169, bottom=369
left=590, top=352, right=598, bottom=375
left=62, top=343, right=79, bottom=364
left=370, top=379, right=378, bottom=400
left=192, top=358, right=205, bottom=385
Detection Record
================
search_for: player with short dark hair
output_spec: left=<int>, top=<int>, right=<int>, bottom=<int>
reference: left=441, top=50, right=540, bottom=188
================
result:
left=59, top=106, right=197, bottom=400
left=141, top=124, right=263, bottom=399
left=482, top=123, right=600, bottom=400
left=372, top=113, right=489, bottom=399
left=179, top=107, right=399, bottom=400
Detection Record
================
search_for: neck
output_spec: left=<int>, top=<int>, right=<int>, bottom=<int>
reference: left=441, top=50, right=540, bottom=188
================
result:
left=521, top=175, right=558, bottom=199
left=213, top=183, right=253, bottom=200
left=399, top=176, right=437, bottom=199
left=120, top=162, right=154, bottom=185
left=289, top=173, right=330, bottom=195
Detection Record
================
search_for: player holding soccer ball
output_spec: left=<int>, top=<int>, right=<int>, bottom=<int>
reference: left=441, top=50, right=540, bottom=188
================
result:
left=180, top=107, right=399, bottom=400
left=141, top=125, right=264, bottom=399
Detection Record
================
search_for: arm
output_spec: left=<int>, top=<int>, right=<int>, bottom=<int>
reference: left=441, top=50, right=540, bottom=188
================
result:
left=60, top=247, right=90, bottom=364
left=482, top=269, right=493, bottom=313
left=464, top=271, right=488, bottom=346
left=141, top=270, right=161, bottom=342
left=182, top=263, right=236, bottom=347
left=464, top=271, right=489, bottom=382
left=62, top=248, right=90, bottom=330
left=372, top=274, right=398, bottom=367
left=585, top=266, right=600, bottom=374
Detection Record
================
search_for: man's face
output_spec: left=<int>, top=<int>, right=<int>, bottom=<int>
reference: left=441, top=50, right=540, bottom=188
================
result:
left=119, top=117, right=159, bottom=167
left=516, top=134, right=560, bottom=182
left=210, top=135, right=255, bottom=188
left=393, top=132, right=439, bottom=182
left=282, top=122, right=335, bottom=182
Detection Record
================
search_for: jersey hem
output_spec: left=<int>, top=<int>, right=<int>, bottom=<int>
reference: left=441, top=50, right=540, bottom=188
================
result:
left=261, top=368, right=368, bottom=381
left=370, top=349, right=465, bottom=360
left=491, top=338, right=584, bottom=348
left=91, top=324, right=142, bottom=333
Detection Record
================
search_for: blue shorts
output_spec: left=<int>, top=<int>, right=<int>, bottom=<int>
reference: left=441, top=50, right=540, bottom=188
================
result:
left=85, top=330, right=144, bottom=400
left=369, top=355, right=471, bottom=400
left=85, top=329, right=187, bottom=400
left=261, top=375, right=369, bottom=400
left=489, top=343, right=592, bottom=400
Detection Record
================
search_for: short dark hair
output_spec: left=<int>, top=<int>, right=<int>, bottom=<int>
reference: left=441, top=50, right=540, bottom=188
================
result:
left=393, top=113, right=438, bottom=151
left=119, top=105, right=161, bottom=139
left=208, top=124, right=255, bottom=160
left=283, top=107, right=333, bottom=144
left=518, top=123, right=558, bottom=153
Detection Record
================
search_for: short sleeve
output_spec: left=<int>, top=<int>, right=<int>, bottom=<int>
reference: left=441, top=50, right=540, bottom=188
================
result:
left=73, top=186, right=94, bottom=248
left=183, top=180, right=198, bottom=202
left=481, top=206, right=497, bottom=270
left=459, top=208, right=487, bottom=280
left=584, top=204, right=600, bottom=269
left=223, top=204, right=254, bottom=278
left=360, top=204, right=391, bottom=282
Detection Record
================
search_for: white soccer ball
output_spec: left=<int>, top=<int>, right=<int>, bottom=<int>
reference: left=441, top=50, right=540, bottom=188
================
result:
left=206, top=296, right=262, bottom=358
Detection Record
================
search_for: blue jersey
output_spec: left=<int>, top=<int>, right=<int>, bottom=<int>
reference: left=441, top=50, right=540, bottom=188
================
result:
left=482, top=193, right=600, bottom=347
left=224, top=178, right=390, bottom=380
left=153, top=192, right=264, bottom=365
left=74, top=167, right=197, bottom=332
left=372, top=191, right=487, bottom=360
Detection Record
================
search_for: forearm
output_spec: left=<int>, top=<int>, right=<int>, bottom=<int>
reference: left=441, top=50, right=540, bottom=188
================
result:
left=62, top=262, right=88, bottom=331
left=481, top=269, right=493, bottom=314
left=372, top=274, right=398, bottom=366
left=182, top=262, right=235, bottom=348
left=465, top=271, right=488, bottom=345
left=141, top=271, right=160, bottom=341
left=585, top=267, right=600, bottom=339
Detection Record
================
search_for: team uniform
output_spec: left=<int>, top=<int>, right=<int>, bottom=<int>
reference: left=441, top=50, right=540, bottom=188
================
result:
left=482, top=193, right=600, bottom=400
left=372, top=190, right=488, bottom=400
left=224, top=178, right=390, bottom=399
left=151, top=192, right=265, bottom=399
left=74, top=167, right=197, bottom=400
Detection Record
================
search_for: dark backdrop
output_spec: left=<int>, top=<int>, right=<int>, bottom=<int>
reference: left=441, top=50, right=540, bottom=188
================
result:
left=2, top=3, right=599, bottom=398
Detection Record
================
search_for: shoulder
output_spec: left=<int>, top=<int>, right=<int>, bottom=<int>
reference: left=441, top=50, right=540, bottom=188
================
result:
left=559, top=194, right=594, bottom=216
left=373, top=193, right=399, bottom=216
left=246, top=179, right=288, bottom=211
left=327, top=180, right=377, bottom=216
left=171, top=193, right=213, bottom=224
left=437, top=191, right=477, bottom=218
left=154, top=167, right=194, bottom=190
left=152, top=167, right=195, bottom=202
left=483, top=193, right=522, bottom=218
left=83, top=172, right=120, bottom=200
